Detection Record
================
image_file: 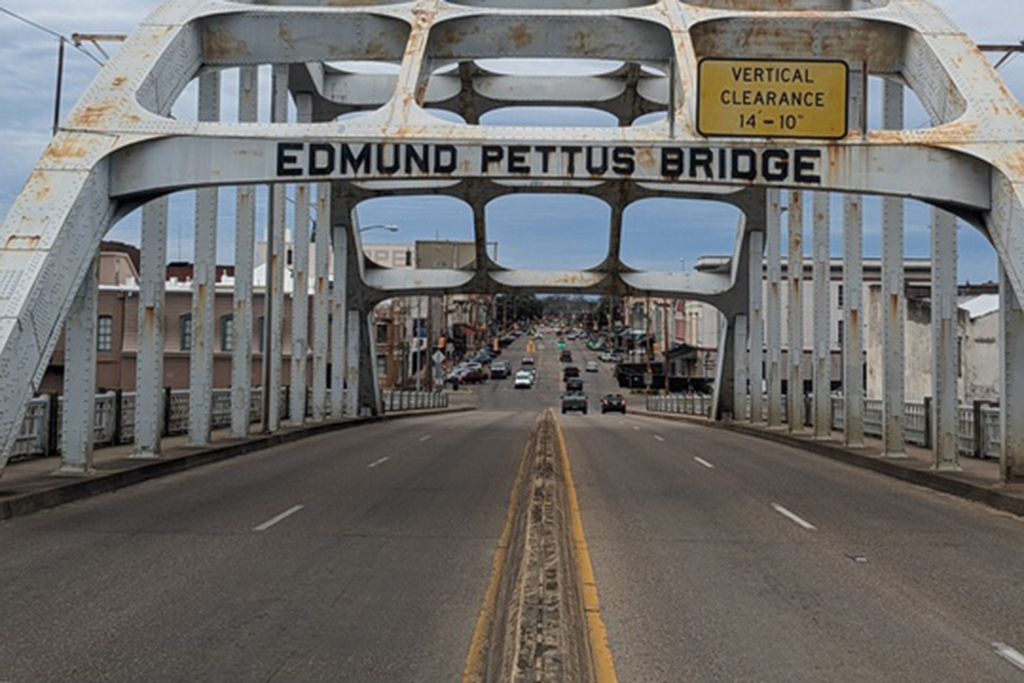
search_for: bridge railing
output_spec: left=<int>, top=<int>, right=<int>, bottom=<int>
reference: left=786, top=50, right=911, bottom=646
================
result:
left=646, top=393, right=1002, bottom=459
left=380, top=389, right=449, bottom=413
left=10, top=388, right=447, bottom=463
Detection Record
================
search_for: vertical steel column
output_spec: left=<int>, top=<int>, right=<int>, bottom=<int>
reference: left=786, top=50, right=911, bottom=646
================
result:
left=748, top=229, right=764, bottom=424
left=812, top=192, right=831, bottom=438
left=766, top=189, right=783, bottom=428
left=311, top=182, right=331, bottom=421
left=232, top=66, right=258, bottom=438
left=331, top=222, right=348, bottom=417
left=346, top=309, right=362, bottom=417
left=59, top=255, right=99, bottom=474
left=133, top=197, right=168, bottom=458
left=843, top=67, right=866, bottom=447
left=188, top=70, right=220, bottom=446
left=265, top=64, right=289, bottom=431
left=931, top=207, right=960, bottom=471
left=787, top=190, right=804, bottom=431
left=881, top=79, right=906, bottom=456
left=289, top=93, right=313, bottom=426
left=732, top=314, right=748, bottom=422
left=999, top=265, right=1024, bottom=481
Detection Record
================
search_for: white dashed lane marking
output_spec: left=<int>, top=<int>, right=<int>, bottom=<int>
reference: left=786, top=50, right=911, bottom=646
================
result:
left=253, top=505, right=304, bottom=532
left=771, top=503, right=816, bottom=531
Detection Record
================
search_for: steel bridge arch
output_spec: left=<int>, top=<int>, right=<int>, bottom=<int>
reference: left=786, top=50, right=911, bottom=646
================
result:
left=0, top=0, right=1022, bottom=474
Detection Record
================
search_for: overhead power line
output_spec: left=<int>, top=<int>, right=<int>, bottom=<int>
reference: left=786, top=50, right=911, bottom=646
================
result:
left=0, top=6, right=104, bottom=66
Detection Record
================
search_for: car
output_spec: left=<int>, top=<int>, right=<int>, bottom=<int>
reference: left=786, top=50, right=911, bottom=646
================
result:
left=600, top=394, right=627, bottom=414
left=585, top=360, right=599, bottom=372
left=563, top=365, right=580, bottom=380
left=561, top=391, right=588, bottom=414
left=560, top=351, right=573, bottom=363
left=565, top=377, right=584, bottom=393
left=490, top=361, right=512, bottom=379
left=599, top=352, right=622, bottom=363
left=522, top=355, right=535, bottom=365
left=514, top=370, right=534, bottom=389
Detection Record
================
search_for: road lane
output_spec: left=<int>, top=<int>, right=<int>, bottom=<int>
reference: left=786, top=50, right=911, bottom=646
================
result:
left=561, top=408, right=1024, bottom=681
left=0, top=409, right=531, bottom=681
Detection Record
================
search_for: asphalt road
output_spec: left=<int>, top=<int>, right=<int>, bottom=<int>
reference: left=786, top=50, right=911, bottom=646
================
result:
left=2, top=334, right=1024, bottom=681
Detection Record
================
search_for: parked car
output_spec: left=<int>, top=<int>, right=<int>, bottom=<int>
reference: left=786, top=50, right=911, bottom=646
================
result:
left=514, top=370, right=534, bottom=389
left=585, top=360, right=599, bottom=372
left=561, top=391, right=588, bottom=414
left=600, top=394, right=627, bottom=414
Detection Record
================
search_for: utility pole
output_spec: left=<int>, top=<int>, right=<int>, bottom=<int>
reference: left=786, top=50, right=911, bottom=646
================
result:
left=52, top=33, right=126, bottom=136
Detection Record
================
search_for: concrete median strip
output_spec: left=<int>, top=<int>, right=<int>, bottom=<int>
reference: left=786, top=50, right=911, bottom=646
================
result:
left=462, top=409, right=617, bottom=683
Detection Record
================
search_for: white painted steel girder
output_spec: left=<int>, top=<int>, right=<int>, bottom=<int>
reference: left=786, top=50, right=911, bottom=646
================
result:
left=1, top=0, right=1024, bottom=475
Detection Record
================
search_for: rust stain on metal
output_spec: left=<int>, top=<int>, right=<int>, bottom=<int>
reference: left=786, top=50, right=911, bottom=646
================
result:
left=509, top=23, right=534, bottom=50
left=69, top=102, right=116, bottom=128
left=30, top=176, right=51, bottom=202
left=364, top=39, right=388, bottom=61
left=43, top=139, right=91, bottom=161
left=1004, top=148, right=1024, bottom=177
left=4, top=235, right=41, bottom=250
left=278, top=22, right=297, bottom=51
left=204, top=26, right=251, bottom=60
left=112, top=76, right=127, bottom=88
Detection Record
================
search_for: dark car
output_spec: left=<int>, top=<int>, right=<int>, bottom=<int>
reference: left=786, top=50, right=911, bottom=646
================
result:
left=565, top=377, right=584, bottom=393
left=460, top=367, right=488, bottom=383
left=563, top=365, right=580, bottom=380
left=559, top=350, right=573, bottom=363
left=600, top=393, right=627, bottom=414
left=561, top=392, right=588, bottom=414
left=490, top=361, right=511, bottom=379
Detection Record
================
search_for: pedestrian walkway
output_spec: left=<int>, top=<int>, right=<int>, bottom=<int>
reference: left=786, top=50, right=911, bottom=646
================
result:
left=635, top=408, right=1024, bottom=518
left=1, top=405, right=471, bottom=521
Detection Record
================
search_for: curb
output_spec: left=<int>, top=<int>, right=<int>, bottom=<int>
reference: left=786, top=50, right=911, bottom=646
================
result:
left=0, top=406, right=475, bottom=523
left=634, top=409, right=1024, bottom=519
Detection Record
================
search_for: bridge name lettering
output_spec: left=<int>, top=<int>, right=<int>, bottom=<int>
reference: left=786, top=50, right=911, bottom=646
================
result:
left=276, top=142, right=822, bottom=185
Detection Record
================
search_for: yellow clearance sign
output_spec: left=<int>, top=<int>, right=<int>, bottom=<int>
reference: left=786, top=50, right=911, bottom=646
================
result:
left=697, top=59, right=848, bottom=140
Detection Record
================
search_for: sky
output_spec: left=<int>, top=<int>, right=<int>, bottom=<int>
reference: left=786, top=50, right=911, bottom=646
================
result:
left=0, top=0, right=1021, bottom=283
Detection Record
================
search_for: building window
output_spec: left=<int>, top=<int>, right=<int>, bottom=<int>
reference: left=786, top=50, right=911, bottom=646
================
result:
left=377, top=354, right=388, bottom=379
left=180, top=314, right=193, bottom=351
left=257, top=316, right=265, bottom=353
left=97, top=315, right=113, bottom=352
left=221, top=315, right=235, bottom=352
left=377, top=322, right=388, bottom=344
left=405, top=250, right=412, bottom=267
left=837, top=284, right=844, bottom=308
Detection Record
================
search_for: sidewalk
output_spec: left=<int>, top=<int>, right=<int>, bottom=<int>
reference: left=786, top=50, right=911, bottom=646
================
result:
left=633, top=408, right=1024, bottom=518
left=0, top=405, right=473, bottom=522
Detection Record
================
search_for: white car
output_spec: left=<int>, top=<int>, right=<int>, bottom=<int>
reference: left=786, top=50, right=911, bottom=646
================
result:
left=514, top=370, right=534, bottom=389
left=585, top=361, right=599, bottom=372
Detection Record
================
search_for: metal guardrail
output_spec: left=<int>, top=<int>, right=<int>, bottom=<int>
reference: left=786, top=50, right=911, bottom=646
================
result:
left=12, top=387, right=448, bottom=462
left=646, top=393, right=1003, bottom=459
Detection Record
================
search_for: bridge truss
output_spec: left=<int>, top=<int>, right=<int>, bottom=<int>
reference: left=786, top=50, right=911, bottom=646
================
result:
left=0, top=0, right=1022, bottom=478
